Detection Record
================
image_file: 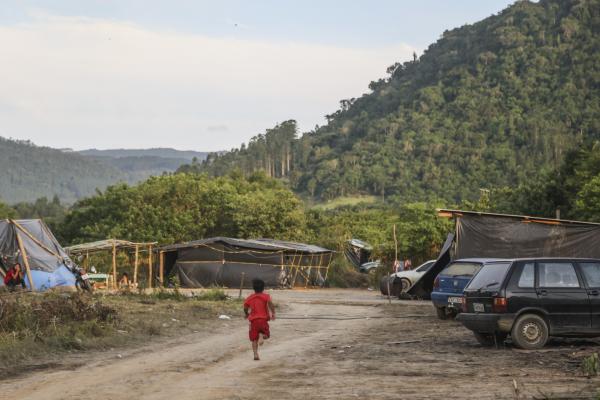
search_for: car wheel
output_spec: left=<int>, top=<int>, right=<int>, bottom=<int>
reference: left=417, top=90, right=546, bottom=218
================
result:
left=511, top=314, right=548, bottom=350
left=400, top=278, right=411, bottom=293
left=435, top=306, right=447, bottom=320
left=473, top=332, right=507, bottom=347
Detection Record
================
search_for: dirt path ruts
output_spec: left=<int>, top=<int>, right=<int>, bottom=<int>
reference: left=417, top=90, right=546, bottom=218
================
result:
left=0, top=290, right=386, bottom=400
left=1, top=289, right=599, bottom=400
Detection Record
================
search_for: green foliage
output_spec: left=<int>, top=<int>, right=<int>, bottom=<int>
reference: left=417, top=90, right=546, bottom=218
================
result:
left=179, top=120, right=298, bottom=180
left=0, top=139, right=210, bottom=204
left=582, top=353, right=600, bottom=377
left=59, top=172, right=307, bottom=245
left=0, top=201, right=17, bottom=220
left=491, top=142, right=600, bottom=222
left=308, top=202, right=452, bottom=265
left=0, top=137, right=132, bottom=204
left=325, top=255, right=369, bottom=288
left=181, top=0, right=600, bottom=205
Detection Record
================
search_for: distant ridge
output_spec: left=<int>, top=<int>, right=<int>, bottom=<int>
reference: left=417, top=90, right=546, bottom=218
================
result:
left=77, top=148, right=210, bottom=161
left=0, top=138, right=212, bottom=204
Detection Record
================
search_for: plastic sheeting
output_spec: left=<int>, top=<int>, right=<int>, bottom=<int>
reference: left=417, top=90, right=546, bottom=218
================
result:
left=406, top=233, right=454, bottom=299
left=162, top=237, right=333, bottom=289
left=456, top=215, right=600, bottom=258
left=173, top=261, right=290, bottom=288
left=0, top=219, right=75, bottom=290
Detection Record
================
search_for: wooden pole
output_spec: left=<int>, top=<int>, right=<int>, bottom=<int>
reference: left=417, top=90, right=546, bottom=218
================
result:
left=393, top=224, right=398, bottom=266
left=15, top=231, right=35, bottom=291
left=148, top=244, right=153, bottom=289
left=159, top=251, right=164, bottom=287
left=238, top=272, right=245, bottom=299
left=133, top=245, right=139, bottom=286
left=112, top=240, right=117, bottom=289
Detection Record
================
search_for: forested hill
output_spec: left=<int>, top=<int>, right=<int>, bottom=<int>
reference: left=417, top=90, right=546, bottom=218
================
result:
left=0, top=138, right=129, bottom=204
left=189, top=0, right=600, bottom=203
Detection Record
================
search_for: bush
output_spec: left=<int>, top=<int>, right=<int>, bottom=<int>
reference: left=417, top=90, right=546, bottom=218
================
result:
left=582, top=353, right=600, bottom=377
left=326, top=255, right=369, bottom=288
left=196, top=288, right=228, bottom=301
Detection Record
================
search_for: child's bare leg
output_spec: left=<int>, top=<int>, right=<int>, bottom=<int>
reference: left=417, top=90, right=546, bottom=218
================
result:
left=258, top=334, right=265, bottom=346
left=252, top=341, right=259, bottom=360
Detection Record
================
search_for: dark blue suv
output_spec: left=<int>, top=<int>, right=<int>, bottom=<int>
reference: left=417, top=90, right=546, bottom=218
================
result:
left=431, top=259, right=509, bottom=319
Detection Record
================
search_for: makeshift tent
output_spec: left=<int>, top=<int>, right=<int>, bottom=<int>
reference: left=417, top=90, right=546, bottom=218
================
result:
left=406, top=210, right=600, bottom=299
left=0, top=219, right=76, bottom=290
left=65, top=239, right=156, bottom=289
left=159, top=237, right=334, bottom=288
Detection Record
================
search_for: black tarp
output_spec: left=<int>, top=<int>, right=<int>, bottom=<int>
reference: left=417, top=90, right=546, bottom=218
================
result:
left=162, top=237, right=333, bottom=289
left=405, top=233, right=454, bottom=299
left=455, top=215, right=600, bottom=258
left=406, top=212, right=600, bottom=299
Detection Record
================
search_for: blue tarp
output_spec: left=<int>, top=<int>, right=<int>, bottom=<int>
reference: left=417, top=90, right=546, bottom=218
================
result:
left=0, top=219, right=76, bottom=291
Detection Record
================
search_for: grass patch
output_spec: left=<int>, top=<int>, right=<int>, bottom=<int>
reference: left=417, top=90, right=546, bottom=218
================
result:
left=311, top=195, right=380, bottom=210
left=0, top=289, right=242, bottom=378
left=582, top=353, right=600, bottom=377
left=195, top=288, right=228, bottom=301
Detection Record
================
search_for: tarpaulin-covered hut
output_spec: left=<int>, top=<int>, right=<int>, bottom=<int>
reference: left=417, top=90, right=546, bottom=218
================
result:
left=406, top=210, right=600, bottom=298
left=0, top=219, right=76, bottom=290
left=158, top=237, right=333, bottom=288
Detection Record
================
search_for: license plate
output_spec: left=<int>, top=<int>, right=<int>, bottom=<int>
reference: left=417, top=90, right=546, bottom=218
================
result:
left=448, top=297, right=463, bottom=304
left=81, top=274, right=89, bottom=280
left=473, top=303, right=485, bottom=312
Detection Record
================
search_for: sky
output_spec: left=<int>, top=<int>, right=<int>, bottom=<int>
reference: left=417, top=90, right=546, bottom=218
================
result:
left=0, top=1, right=514, bottom=152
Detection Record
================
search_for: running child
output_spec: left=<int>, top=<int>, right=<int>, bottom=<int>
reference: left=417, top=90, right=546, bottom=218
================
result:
left=243, top=279, right=275, bottom=361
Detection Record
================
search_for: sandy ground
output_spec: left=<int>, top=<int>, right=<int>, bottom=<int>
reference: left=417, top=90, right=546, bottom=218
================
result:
left=1, top=289, right=600, bottom=399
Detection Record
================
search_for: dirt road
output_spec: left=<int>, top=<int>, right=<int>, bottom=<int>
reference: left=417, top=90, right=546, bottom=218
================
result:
left=1, top=289, right=599, bottom=399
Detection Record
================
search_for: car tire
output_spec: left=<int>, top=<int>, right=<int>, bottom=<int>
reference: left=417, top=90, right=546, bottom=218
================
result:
left=400, top=278, right=411, bottom=293
left=473, top=332, right=507, bottom=347
left=435, top=306, right=447, bottom=320
left=511, top=314, right=549, bottom=350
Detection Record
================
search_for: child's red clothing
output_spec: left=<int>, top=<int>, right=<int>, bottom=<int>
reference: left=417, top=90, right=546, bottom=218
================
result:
left=244, top=292, right=272, bottom=341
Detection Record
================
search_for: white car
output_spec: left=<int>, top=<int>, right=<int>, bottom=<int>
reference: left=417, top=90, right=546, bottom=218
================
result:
left=392, top=260, right=436, bottom=292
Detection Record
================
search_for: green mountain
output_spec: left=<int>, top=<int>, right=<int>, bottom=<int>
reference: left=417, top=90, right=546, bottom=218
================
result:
left=192, top=0, right=600, bottom=203
left=0, top=140, right=211, bottom=204
left=0, top=138, right=130, bottom=204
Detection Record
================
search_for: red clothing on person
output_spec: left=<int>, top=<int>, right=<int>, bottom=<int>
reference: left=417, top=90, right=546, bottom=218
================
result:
left=4, top=269, right=19, bottom=285
left=244, top=292, right=272, bottom=342
left=243, top=292, right=272, bottom=321
left=249, top=319, right=270, bottom=341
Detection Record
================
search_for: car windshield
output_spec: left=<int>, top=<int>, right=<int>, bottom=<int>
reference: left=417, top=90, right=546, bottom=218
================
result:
left=416, top=261, right=435, bottom=272
left=466, top=263, right=512, bottom=290
left=441, top=262, right=482, bottom=277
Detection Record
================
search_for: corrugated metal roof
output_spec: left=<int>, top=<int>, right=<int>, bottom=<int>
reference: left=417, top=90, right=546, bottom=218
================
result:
left=158, top=237, right=332, bottom=254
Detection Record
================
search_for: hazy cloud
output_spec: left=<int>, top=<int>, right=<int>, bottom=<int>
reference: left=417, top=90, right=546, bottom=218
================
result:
left=0, top=12, right=416, bottom=151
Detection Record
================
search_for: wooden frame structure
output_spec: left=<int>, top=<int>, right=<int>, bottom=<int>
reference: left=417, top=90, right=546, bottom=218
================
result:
left=65, top=239, right=156, bottom=289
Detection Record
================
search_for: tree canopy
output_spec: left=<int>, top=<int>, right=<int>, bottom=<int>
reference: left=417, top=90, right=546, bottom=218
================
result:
left=188, top=0, right=600, bottom=204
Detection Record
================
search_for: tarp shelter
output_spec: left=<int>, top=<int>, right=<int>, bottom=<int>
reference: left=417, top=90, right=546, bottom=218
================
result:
left=0, top=219, right=76, bottom=290
left=407, top=210, right=600, bottom=299
left=344, top=239, right=373, bottom=269
left=65, top=239, right=156, bottom=289
left=158, top=237, right=334, bottom=288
